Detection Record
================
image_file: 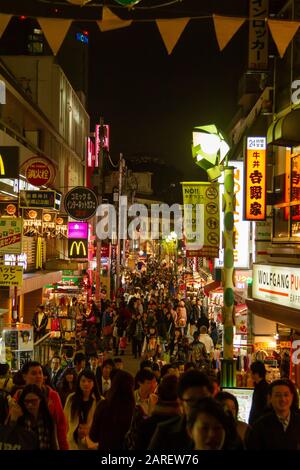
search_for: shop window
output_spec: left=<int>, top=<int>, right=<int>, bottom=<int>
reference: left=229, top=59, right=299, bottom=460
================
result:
left=273, top=150, right=300, bottom=241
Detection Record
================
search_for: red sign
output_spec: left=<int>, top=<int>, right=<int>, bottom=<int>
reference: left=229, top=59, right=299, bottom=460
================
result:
left=22, top=157, right=56, bottom=187
left=0, top=233, right=21, bottom=250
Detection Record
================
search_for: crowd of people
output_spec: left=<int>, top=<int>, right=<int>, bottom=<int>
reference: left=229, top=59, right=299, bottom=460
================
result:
left=0, top=259, right=300, bottom=450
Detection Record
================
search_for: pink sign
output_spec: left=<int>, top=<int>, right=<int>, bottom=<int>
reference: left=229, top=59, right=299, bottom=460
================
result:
left=68, top=222, right=88, bottom=239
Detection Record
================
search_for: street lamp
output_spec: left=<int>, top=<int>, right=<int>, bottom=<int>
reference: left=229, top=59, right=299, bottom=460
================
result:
left=192, top=124, right=236, bottom=387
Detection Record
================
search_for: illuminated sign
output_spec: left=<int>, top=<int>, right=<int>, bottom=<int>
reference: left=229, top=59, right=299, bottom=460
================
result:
left=245, top=137, right=266, bottom=221
left=0, top=147, right=20, bottom=179
left=68, top=239, right=88, bottom=259
left=253, top=264, right=300, bottom=309
left=64, top=187, right=97, bottom=221
left=4, top=253, right=27, bottom=271
left=22, top=156, right=56, bottom=187
left=216, top=161, right=250, bottom=268
left=0, top=217, right=22, bottom=254
left=0, top=265, right=23, bottom=287
left=68, top=222, right=88, bottom=239
left=95, top=124, right=110, bottom=167
left=76, top=32, right=88, bottom=44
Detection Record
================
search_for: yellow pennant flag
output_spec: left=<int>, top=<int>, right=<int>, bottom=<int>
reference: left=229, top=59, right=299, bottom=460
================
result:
left=0, top=14, right=12, bottom=38
left=37, top=18, right=72, bottom=55
left=268, top=19, right=300, bottom=58
left=97, top=7, right=132, bottom=32
left=213, top=15, right=245, bottom=51
left=156, top=18, right=189, bottom=55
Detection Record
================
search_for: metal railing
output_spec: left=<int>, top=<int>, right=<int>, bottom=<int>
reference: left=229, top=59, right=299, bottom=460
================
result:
left=33, top=332, right=52, bottom=365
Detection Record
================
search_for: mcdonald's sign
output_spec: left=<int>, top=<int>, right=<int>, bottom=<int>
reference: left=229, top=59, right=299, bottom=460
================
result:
left=0, top=147, right=20, bottom=179
left=68, top=238, right=88, bottom=259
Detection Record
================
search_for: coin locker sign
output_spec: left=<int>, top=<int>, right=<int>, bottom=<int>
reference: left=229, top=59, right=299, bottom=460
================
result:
left=182, top=182, right=220, bottom=258
left=0, top=217, right=22, bottom=254
left=0, top=265, right=23, bottom=287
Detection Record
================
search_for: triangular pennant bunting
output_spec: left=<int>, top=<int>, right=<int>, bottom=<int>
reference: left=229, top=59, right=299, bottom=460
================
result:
left=37, top=18, right=72, bottom=55
left=156, top=18, right=189, bottom=55
left=97, top=7, right=132, bottom=32
left=0, top=14, right=12, bottom=39
left=213, top=15, right=245, bottom=51
left=268, top=19, right=300, bottom=58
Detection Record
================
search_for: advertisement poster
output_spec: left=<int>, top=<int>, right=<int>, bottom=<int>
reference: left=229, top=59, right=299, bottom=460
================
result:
left=223, top=388, right=254, bottom=423
left=0, top=217, right=22, bottom=254
left=18, top=328, right=34, bottom=352
left=182, top=182, right=220, bottom=258
left=0, top=265, right=23, bottom=287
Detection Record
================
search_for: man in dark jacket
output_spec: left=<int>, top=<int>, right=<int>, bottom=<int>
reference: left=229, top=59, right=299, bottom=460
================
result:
left=248, top=361, right=269, bottom=426
left=246, top=379, right=300, bottom=450
left=148, top=369, right=213, bottom=450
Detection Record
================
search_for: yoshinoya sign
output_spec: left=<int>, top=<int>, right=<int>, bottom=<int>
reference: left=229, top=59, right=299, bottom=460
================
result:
left=64, top=187, right=98, bottom=221
left=22, top=157, right=56, bottom=188
left=252, top=264, right=300, bottom=309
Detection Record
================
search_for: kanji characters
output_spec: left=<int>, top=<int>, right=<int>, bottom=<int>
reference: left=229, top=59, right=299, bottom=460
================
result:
left=249, top=170, right=263, bottom=184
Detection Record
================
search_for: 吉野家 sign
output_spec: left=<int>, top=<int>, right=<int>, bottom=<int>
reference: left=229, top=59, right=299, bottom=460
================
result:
left=23, top=156, right=56, bottom=188
left=19, top=190, right=58, bottom=209
left=252, top=264, right=300, bottom=310
left=64, top=187, right=98, bottom=221
left=0, top=217, right=22, bottom=254
left=68, top=222, right=88, bottom=239
left=68, top=238, right=88, bottom=259
left=0, top=265, right=23, bottom=287
left=0, top=146, right=20, bottom=179
left=245, top=137, right=266, bottom=221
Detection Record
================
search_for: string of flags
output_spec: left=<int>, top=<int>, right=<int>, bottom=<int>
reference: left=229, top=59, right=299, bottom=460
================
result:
left=0, top=9, right=299, bottom=57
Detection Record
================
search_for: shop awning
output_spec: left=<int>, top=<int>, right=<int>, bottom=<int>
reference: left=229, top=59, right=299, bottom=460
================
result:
left=10, top=270, right=62, bottom=296
left=267, top=108, right=300, bottom=147
left=246, top=297, right=300, bottom=329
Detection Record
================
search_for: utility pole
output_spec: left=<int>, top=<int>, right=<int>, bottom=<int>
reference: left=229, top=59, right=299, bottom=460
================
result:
left=94, top=117, right=105, bottom=302
left=116, top=154, right=126, bottom=296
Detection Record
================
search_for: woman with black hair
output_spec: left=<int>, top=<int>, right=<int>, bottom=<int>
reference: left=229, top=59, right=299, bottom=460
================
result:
left=64, top=369, right=100, bottom=449
left=89, top=370, right=135, bottom=450
left=186, top=397, right=241, bottom=450
left=56, top=368, right=78, bottom=407
left=215, top=391, right=250, bottom=443
left=14, top=384, right=57, bottom=449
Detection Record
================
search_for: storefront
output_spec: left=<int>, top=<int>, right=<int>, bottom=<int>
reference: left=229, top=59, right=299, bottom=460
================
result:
left=247, top=263, right=300, bottom=386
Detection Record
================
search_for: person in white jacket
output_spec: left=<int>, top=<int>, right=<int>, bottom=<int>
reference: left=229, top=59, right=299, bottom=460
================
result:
left=64, top=369, right=100, bottom=450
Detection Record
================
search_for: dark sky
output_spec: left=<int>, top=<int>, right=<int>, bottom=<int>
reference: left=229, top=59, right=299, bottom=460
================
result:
left=88, top=15, right=248, bottom=179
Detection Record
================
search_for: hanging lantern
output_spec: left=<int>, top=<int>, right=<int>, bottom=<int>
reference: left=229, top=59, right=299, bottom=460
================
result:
left=113, top=0, right=142, bottom=6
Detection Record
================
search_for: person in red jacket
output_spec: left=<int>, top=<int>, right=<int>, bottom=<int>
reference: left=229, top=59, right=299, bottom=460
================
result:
left=12, top=361, right=68, bottom=450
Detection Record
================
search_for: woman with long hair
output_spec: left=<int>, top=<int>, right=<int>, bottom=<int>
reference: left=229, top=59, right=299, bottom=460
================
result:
left=64, top=369, right=100, bottom=450
left=89, top=370, right=135, bottom=450
left=56, top=368, right=78, bottom=407
left=15, top=384, right=58, bottom=449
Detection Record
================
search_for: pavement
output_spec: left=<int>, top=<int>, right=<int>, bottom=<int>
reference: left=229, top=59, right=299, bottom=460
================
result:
left=103, top=344, right=141, bottom=376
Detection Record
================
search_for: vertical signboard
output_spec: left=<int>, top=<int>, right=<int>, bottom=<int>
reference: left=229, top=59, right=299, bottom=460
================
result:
left=182, top=182, right=220, bottom=258
left=248, top=0, right=269, bottom=70
left=216, top=162, right=250, bottom=268
left=245, top=137, right=266, bottom=221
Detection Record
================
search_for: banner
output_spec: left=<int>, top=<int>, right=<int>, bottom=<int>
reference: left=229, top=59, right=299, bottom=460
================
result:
left=268, top=20, right=300, bottom=59
left=182, top=182, right=220, bottom=258
left=0, top=265, right=23, bottom=287
left=156, top=18, right=189, bottom=55
left=98, top=8, right=132, bottom=32
left=0, top=217, right=22, bottom=254
left=213, top=15, right=245, bottom=51
left=245, top=137, right=266, bottom=221
left=248, top=0, right=269, bottom=70
left=37, top=18, right=72, bottom=55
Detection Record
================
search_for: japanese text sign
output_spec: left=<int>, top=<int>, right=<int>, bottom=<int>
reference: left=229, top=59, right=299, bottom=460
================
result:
left=0, top=265, right=23, bottom=287
left=245, top=137, right=266, bottom=221
left=248, top=0, right=269, bottom=70
left=0, top=217, right=22, bottom=254
left=64, top=187, right=98, bottom=221
left=19, top=190, right=56, bottom=209
left=182, top=182, right=220, bottom=258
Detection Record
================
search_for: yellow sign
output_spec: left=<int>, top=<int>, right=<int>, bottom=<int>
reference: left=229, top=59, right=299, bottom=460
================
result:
left=245, top=137, right=266, bottom=220
left=0, top=154, right=4, bottom=175
left=68, top=239, right=88, bottom=259
left=0, top=265, right=23, bottom=287
left=181, top=182, right=220, bottom=258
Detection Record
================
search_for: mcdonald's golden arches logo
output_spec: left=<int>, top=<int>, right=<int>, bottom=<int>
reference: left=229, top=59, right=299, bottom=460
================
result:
left=68, top=238, right=88, bottom=259
left=0, top=147, right=20, bottom=178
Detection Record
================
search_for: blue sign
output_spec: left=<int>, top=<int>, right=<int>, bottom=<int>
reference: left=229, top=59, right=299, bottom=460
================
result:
left=76, top=33, right=88, bottom=44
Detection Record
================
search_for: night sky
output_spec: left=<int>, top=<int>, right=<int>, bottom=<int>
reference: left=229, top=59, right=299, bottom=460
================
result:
left=88, top=15, right=248, bottom=179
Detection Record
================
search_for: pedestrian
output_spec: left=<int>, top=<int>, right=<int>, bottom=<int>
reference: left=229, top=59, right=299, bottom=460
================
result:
left=64, top=369, right=99, bottom=450
left=248, top=361, right=269, bottom=426
left=56, top=368, right=78, bottom=408
left=32, top=305, right=48, bottom=342
left=95, top=359, right=115, bottom=397
left=215, top=391, right=250, bottom=444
